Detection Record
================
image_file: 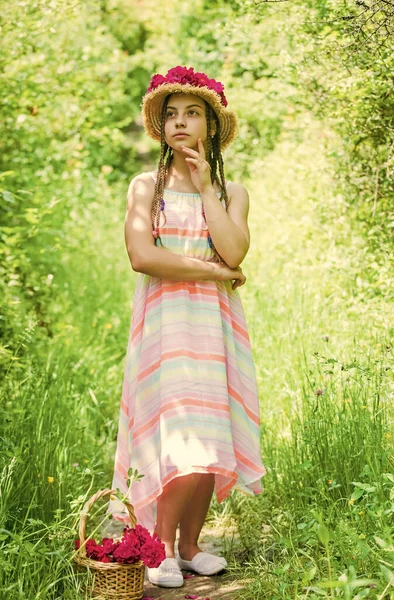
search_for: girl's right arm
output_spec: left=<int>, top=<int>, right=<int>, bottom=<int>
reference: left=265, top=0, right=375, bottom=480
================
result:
left=124, top=174, right=246, bottom=287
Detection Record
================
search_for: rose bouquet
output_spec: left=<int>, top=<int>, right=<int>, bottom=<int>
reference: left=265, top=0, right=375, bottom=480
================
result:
left=74, top=523, right=165, bottom=568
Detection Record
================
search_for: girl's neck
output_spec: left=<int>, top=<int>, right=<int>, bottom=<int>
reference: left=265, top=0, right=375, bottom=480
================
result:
left=159, top=148, right=220, bottom=194
left=164, top=150, right=198, bottom=193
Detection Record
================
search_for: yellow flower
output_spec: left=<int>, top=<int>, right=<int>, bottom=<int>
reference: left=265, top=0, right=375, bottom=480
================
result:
left=105, top=323, right=112, bottom=329
left=37, top=473, right=41, bottom=478
left=47, top=476, right=54, bottom=484
left=349, top=498, right=355, bottom=506
left=361, top=405, right=367, bottom=409
left=358, top=511, right=364, bottom=516
left=327, top=480, right=332, bottom=485
left=344, top=398, right=351, bottom=404
left=83, top=459, right=89, bottom=464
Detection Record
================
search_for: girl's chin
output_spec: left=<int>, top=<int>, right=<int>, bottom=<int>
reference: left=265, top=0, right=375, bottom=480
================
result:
left=169, top=140, right=198, bottom=150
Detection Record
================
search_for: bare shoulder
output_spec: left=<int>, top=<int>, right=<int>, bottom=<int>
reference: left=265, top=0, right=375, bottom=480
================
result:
left=226, top=181, right=249, bottom=209
left=126, top=171, right=156, bottom=208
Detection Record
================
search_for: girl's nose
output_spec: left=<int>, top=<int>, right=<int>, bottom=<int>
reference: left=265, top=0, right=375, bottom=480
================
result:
left=175, top=114, right=186, bottom=127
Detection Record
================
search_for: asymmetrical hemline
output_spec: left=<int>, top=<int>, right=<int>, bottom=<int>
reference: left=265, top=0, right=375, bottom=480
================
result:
left=109, top=183, right=266, bottom=532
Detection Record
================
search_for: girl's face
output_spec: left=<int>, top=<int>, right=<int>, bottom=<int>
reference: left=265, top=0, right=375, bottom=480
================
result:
left=164, top=93, right=210, bottom=151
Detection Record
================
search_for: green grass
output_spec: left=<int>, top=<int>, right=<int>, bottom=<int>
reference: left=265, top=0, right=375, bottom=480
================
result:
left=1, top=114, right=394, bottom=598
left=210, top=115, right=394, bottom=599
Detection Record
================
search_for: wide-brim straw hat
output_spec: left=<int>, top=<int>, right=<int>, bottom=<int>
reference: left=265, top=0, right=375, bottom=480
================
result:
left=141, top=66, right=238, bottom=150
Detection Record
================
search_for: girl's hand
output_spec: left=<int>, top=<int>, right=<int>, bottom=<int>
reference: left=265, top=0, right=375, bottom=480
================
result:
left=182, top=138, right=213, bottom=194
left=212, top=262, right=247, bottom=290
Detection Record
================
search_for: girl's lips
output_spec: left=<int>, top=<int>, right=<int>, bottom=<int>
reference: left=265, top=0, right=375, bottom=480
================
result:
left=173, top=133, right=189, bottom=138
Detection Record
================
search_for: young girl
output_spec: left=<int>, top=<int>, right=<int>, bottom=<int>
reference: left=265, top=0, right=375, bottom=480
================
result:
left=109, top=66, right=266, bottom=588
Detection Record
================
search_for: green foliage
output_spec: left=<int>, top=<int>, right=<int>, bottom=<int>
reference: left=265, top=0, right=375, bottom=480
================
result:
left=2, top=0, right=394, bottom=597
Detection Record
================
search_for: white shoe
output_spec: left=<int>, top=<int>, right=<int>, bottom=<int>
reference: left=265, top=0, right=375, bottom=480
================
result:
left=147, top=557, right=184, bottom=588
left=177, top=551, right=227, bottom=575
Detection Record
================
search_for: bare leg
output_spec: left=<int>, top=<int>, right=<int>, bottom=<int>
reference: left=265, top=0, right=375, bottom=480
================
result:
left=178, top=473, right=215, bottom=560
left=154, top=473, right=202, bottom=558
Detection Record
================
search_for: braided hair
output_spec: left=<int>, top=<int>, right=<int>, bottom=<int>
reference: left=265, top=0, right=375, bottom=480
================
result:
left=152, top=94, right=229, bottom=261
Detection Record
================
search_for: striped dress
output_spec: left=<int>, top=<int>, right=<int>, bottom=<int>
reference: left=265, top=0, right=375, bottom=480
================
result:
left=109, top=180, right=266, bottom=531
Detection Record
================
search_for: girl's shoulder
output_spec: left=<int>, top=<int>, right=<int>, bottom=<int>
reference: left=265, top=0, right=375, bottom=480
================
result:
left=226, top=180, right=249, bottom=205
left=127, top=170, right=156, bottom=196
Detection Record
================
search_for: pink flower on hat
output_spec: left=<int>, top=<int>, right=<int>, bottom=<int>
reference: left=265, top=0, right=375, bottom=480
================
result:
left=147, top=66, right=228, bottom=107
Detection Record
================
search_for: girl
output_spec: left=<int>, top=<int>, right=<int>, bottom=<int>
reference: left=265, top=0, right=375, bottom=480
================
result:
left=109, top=66, right=266, bottom=588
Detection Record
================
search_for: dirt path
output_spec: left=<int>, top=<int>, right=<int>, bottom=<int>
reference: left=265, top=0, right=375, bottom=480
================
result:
left=142, top=524, right=243, bottom=600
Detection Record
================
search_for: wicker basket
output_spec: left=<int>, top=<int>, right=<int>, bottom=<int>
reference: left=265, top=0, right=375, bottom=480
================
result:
left=74, top=488, right=145, bottom=600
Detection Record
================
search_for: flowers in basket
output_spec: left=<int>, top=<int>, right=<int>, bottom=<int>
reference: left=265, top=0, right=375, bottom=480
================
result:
left=75, top=523, right=166, bottom=568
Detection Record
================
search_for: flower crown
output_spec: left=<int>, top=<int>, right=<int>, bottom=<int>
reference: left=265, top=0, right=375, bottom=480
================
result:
left=147, top=66, right=228, bottom=107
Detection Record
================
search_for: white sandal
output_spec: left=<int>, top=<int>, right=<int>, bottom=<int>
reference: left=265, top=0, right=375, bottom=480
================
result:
left=177, top=551, right=227, bottom=575
left=147, top=557, right=184, bottom=587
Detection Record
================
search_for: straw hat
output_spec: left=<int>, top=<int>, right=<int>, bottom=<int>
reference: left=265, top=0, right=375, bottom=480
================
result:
left=141, top=66, right=238, bottom=150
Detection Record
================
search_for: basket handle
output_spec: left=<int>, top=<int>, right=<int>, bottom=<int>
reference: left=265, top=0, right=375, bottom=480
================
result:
left=78, top=488, right=137, bottom=558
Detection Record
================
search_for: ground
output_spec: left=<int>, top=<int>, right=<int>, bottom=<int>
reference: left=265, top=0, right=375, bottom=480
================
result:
left=142, top=524, right=244, bottom=600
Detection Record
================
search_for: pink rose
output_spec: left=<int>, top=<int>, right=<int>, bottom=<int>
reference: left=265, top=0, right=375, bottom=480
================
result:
left=140, top=539, right=166, bottom=568
left=133, top=524, right=152, bottom=545
left=147, top=74, right=167, bottom=92
left=113, top=535, right=141, bottom=564
left=146, top=66, right=228, bottom=106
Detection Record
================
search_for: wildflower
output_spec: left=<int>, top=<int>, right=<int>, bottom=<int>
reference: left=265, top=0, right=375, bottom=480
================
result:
left=105, top=323, right=112, bottom=329
left=101, top=165, right=113, bottom=175
left=370, top=583, right=376, bottom=589
left=37, top=473, right=41, bottom=478
left=327, top=480, right=332, bottom=485
left=344, top=398, right=351, bottom=403
left=361, top=405, right=367, bottom=409
left=324, top=335, right=329, bottom=342
left=83, top=459, right=89, bottom=464
left=315, top=388, right=323, bottom=396
left=72, top=462, right=79, bottom=468
left=348, top=498, right=355, bottom=506
left=48, top=476, right=54, bottom=483
left=358, top=511, right=364, bottom=515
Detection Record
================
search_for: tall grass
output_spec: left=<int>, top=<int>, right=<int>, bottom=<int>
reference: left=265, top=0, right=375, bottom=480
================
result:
left=215, top=116, right=394, bottom=599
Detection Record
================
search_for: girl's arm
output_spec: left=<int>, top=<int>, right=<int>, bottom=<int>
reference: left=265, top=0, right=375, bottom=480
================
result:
left=200, top=182, right=250, bottom=269
left=124, top=173, right=245, bottom=285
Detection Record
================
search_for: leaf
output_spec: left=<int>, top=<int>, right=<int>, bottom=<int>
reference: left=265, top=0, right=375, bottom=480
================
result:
left=305, top=566, right=317, bottom=581
left=374, top=536, right=388, bottom=548
left=351, top=482, right=376, bottom=493
left=317, top=524, right=331, bottom=546
left=351, top=488, right=365, bottom=501
left=380, top=564, right=394, bottom=585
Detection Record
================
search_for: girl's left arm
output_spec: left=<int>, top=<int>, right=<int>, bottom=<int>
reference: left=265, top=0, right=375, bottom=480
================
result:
left=201, top=182, right=250, bottom=268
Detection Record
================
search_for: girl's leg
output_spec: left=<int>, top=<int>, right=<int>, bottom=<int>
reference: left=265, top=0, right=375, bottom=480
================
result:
left=178, top=473, right=215, bottom=560
left=154, top=473, right=202, bottom=558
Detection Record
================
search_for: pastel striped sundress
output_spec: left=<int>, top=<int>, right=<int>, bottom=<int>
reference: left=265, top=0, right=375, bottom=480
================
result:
left=109, top=175, right=266, bottom=531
